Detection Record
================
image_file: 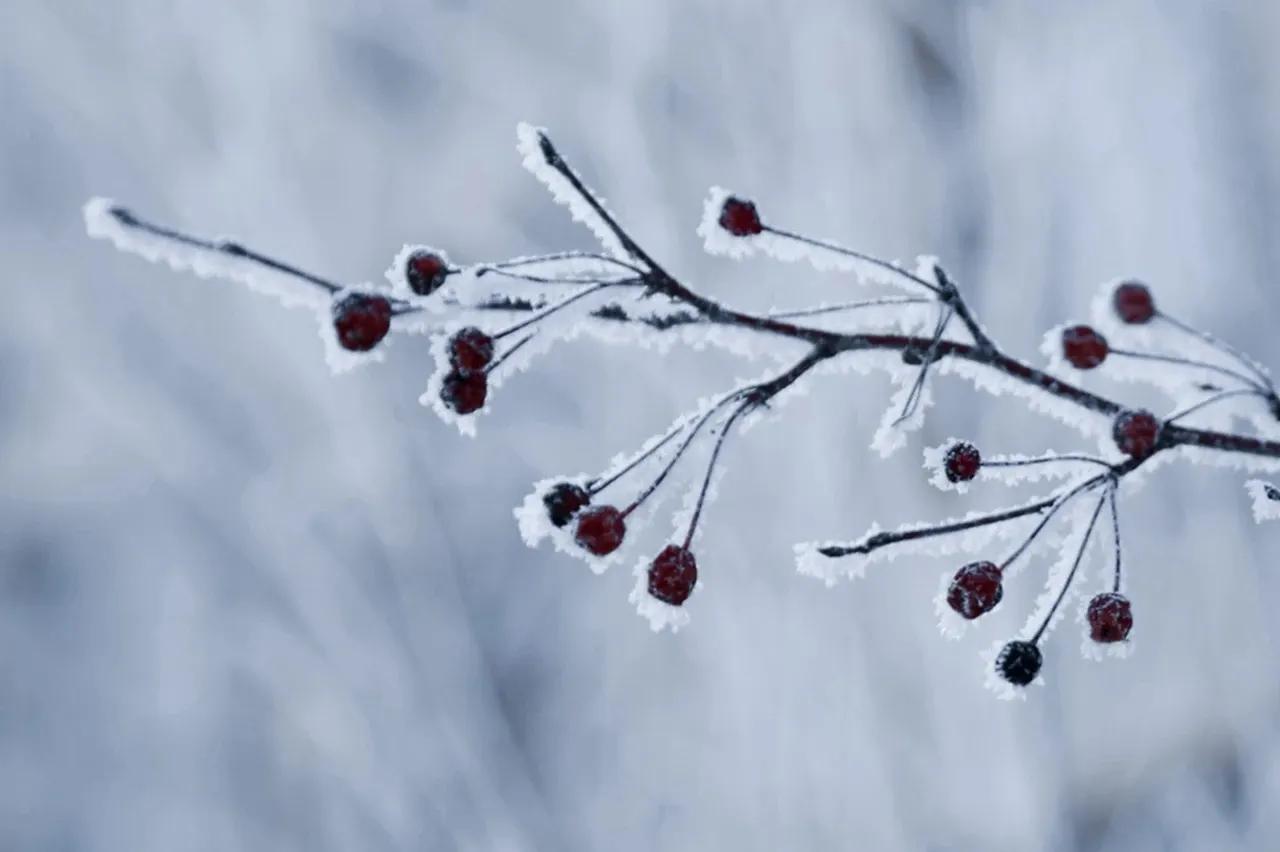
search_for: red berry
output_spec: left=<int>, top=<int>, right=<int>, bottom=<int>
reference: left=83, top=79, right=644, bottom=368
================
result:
left=1113, top=281, right=1155, bottom=325
left=648, top=545, right=698, bottom=605
left=406, top=250, right=450, bottom=296
left=332, top=293, right=392, bottom=352
left=944, top=442, right=982, bottom=483
left=574, top=505, right=626, bottom=556
left=946, top=561, right=1004, bottom=619
left=1112, top=409, right=1161, bottom=458
left=1086, top=592, right=1133, bottom=643
left=996, top=640, right=1042, bottom=686
left=543, top=482, right=590, bottom=528
left=718, top=196, right=763, bottom=237
left=1062, top=325, right=1109, bottom=370
left=449, top=327, right=495, bottom=372
left=440, top=370, right=487, bottom=414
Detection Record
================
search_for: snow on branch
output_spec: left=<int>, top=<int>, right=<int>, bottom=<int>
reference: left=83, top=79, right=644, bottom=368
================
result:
left=85, top=123, right=1280, bottom=694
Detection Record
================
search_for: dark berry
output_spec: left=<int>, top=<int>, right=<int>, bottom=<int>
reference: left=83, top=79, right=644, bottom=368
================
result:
left=1086, top=592, right=1133, bottom=643
left=543, top=482, right=590, bottom=528
left=332, top=293, right=392, bottom=352
left=1113, top=409, right=1161, bottom=458
left=406, top=250, right=450, bottom=296
left=718, top=196, right=763, bottom=237
left=944, top=442, right=982, bottom=483
left=1062, top=325, right=1109, bottom=370
left=1113, top=281, right=1155, bottom=325
left=648, top=545, right=698, bottom=606
left=947, top=561, right=1004, bottom=620
left=449, top=327, right=495, bottom=372
left=440, top=370, right=487, bottom=414
left=996, top=640, right=1043, bottom=686
left=574, top=505, right=626, bottom=556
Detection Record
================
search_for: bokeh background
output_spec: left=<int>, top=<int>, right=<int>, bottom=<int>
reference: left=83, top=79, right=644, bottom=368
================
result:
left=4, top=1, right=1280, bottom=849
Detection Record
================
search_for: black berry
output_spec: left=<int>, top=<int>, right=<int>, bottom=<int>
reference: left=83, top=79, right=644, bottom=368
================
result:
left=946, top=561, right=1003, bottom=619
left=1113, top=409, right=1161, bottom=458
left=440, top=370, right=487, bottom=414
left=1113, top=281, right=1155, bottom=325
left=332, top=293, right=392, bottom=352
left=718, top=197, right=763, bottom=237
left=648, top=545, right=698, bottom=605
left=996, top=640, right=1043, bottom=687
left=406, top=250, right=450, bottom=296
left=574, top=505, right=626, bottom=556
left=944, top=442, right=982, bottom=483
left=543, top=482, right=590, bottom=528
left=449, top=327, right=495, bottom=372
left=1086, top=592, right=1133, bottom=643
left=1062, top=325, right=1109, bottom=370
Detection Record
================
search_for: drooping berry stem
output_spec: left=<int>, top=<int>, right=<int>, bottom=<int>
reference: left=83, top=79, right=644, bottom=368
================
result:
left=1166, top=388, right=1267, bottom=424
left=1030, top=491, right=1109, bottom=644
left=768, top=296, right=932, bottom=320
left=483, top=333, right=536, bottom=374
left=494, top=281, right=631, bottom=340
left=682, top=398, right=753, bottom=550
left=760, top=225, right=943, bottom=296
left=998, top=475, right=1108, bottom=572
left=893, top=303, right=955, bottom=424
left=983, top=454, right=1111, bottom=471
left=1109, top=348, right=1268, bottom=393
left=588, top=419, right=688, bottom=496
left=1157, top=311, right=1275, bottom=393
left=1107, top=486, right=1123, bottom=594
left=477, top=250, right=644, bottom=277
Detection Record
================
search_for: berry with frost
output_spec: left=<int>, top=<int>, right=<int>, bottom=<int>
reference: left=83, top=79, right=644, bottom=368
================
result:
left=1113, top=281, right=1155, bottom=325
left=944, top=442, right=982, bottom=483
left=543, top=482, right=590, bottom=528
left=996, top=640, right=1042, bottom=686
left=1113, top=409, right=1161, bottom=458
left=718, top=197, right=763, bottom=237
left=332, top=293, right=392, bottom=352
left=1087, top=592, right=1133, bottom=643
left=947, top=561, right=1003, bottom=619
left=406, top=250, right=450, bottom=296
left=449, top=327, right=495, bottom=372
left=574, top=505, right=626, bottom=555
left=440, top=370, right=487, bottom=414
left=1062, top=325, right=1109, bottom=370
left=648, top=545, right=698, bottom=605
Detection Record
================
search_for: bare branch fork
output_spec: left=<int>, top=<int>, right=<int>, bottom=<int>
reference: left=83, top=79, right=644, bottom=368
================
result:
left=84, top=124, right=1280, bottom=693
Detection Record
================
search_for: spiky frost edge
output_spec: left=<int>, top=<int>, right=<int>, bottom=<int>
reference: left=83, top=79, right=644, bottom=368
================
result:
left=516, top=122, right=630, bottom=261
left=1245, top=479, right=1280, bottom=523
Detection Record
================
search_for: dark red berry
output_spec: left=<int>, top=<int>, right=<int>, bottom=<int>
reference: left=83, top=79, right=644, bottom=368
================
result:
left=543, top=482, right=590, bottom=528
left=440, top=370, right=487, bottom=414
left=574, top=505, right=626, bottom=556
left=1086, top=592, right=1133, bottom=643
left=944, top=442, right=982, bottom=483
left=1113, top=409, right=1161, bottom=458
left=718, top=196, right=763, bottom=237
left=406, top=250, right=450, bottom=296
left=1113, top=281, right=1155, bottom=325
left=449, top=327, right=495, bottom=372
left=648, top=545, right=698, bottom=606
left=996, top=640, right=1042, bottom=686
left=947, top=561, right=1004, bottom=619
left=1062, top=325, right=1109, bottom=370
left=332, top=293, right=392, bottom=352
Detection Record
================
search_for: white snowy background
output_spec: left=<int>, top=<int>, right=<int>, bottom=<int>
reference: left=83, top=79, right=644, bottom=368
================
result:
left=4, top=1, right=1280, bottom=850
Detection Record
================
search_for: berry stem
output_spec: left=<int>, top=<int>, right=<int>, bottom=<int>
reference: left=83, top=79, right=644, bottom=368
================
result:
left=494, top=281, right=629, bottom=340
left=818, top=497, right=1056, bottom=558
left=983, top=454, right=1113, bottom=471
left=999, top=475, right=1108, bottom=572
left=760, top=225, right=943, bottom=296
left=1109, top=348, right=1268, bottom=394
left=1165, top=387, right=1267, bottom=424
left=768, top=296, right=932, bottom=320
left=1030, top=491, right=1108, bottom=645
left=1108, top=484, right=1123, bottom=594
left=477, top=251, right=644, bottom=277
left=682, top=398, right=753, bottom=550
left=1157, top=311, right=1275, bottom=392
left=892, top=302, right=954, bottom=425
left=473, top=267, right=639, bottom=286
left=588, top=419, right=689, bottom=496
left=484, top=333, right=536, bottom=374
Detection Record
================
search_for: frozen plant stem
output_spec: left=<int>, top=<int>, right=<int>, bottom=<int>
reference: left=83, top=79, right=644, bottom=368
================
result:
left=85, top=124, right=1280, bottom=689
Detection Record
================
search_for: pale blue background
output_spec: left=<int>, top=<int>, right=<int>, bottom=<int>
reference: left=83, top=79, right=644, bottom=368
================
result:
left=3, top=2, right=1280, bottom=850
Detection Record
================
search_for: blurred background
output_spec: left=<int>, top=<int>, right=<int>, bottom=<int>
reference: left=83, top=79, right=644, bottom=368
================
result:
left=4, top=1, right=1280, bottom=849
